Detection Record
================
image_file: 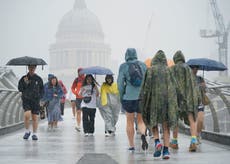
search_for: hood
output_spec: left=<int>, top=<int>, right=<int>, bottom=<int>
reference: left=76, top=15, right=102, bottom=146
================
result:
left=125, top=48, right=138, bottom=62
left=151, top=50, right=167, bottom=66
left=173, top=50, right=185, bottom=64
left=48, top=74, right=55, bottom=80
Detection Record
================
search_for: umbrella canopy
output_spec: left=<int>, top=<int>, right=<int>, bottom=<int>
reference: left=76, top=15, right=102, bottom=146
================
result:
left=144, top=58, right=174, bottom=68
left=186, top=58, right=227, bottom=71
left=79, top=66, right=113, bottom=75
left=6, top=56, right=47, bottom=66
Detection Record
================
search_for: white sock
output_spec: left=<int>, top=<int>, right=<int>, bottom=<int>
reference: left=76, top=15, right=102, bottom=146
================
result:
left=25, top=129, right=30, bottom=133
left=33, top=132, right=37, bottom=136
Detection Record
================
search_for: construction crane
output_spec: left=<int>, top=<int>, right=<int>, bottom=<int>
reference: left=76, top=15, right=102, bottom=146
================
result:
left=200, top=0, right=230, bottom=76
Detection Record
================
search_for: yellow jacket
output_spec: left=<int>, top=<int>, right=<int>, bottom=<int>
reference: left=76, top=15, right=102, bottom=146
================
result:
left=100, top=82, right=119, bottom=106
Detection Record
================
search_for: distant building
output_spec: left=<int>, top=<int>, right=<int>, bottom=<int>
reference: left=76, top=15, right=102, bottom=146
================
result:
left=49, top=0, right=111, bottom=87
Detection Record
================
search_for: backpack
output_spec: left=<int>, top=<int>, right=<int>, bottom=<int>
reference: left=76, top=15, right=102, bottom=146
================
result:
left=128, top=62, right=143, bottom=87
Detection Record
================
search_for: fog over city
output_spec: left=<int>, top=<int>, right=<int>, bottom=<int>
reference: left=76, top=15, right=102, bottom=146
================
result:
left=0, top=0, right=229, bottom=80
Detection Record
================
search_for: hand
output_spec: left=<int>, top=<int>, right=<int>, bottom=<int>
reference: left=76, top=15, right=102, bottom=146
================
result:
left=53, top=94, right=58, bottom=97
left=24, top=76, right=29, bottom=84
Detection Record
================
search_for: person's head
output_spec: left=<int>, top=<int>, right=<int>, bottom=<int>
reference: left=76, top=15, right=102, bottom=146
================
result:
left=105, top=74, right=114, bottom=85
left=48, top=74, right=54, bottom=81
left=125, top=48, right=138, bottom=62
left=84, top=74, right=95, bottom=85
left=50, top=76, right=58, bottom=86
left=173, top=50, right=185, bottom=64
left=28, top=65, right=37, bottom=74
left=78, top=67, right=84, bottom=76
left=151, top=50, right=167, bottom=66
left=190, top=65, right=199, bottom=75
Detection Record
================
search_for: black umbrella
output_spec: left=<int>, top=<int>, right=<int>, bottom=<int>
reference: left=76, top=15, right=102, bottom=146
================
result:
left=6, top=56, right=47, bottom=66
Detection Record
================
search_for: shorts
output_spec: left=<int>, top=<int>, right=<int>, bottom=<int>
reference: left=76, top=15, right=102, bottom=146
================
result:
left=122, top=100, right=141, bottom=113
left=22, top=99, right=40, bottom=115
left=76, top=98, right=83, bottom=110
left=198, top=105, right=205, bottom=112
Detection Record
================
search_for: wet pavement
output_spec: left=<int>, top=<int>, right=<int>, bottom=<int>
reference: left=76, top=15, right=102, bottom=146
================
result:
left=0, top=108, right=230, bottom=164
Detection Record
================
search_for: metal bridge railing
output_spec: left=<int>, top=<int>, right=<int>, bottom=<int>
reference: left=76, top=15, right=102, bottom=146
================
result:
left=0, top=88, right=24, bottom=134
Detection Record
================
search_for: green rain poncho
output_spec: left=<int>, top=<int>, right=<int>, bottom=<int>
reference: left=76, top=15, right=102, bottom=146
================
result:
left=170, top=50, right=199, bottom=123
left=139, top=50, right=178, bottom=129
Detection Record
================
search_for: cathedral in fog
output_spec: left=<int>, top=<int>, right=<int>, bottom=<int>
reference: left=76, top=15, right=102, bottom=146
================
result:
left=49, top=0, right=111, bottom=86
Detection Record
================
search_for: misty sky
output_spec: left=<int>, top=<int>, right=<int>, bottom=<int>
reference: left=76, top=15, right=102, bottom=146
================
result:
left=0, top=0, right=229, bottom=78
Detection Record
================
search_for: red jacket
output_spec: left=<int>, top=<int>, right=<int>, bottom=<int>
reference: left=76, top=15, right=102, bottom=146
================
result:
left=71, top=75, right=84, bottom=99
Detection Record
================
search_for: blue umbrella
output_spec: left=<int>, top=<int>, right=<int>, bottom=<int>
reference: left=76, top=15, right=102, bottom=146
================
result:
left=79, top=66, right=113, bottom=75
left=187, top=58, right=227, bottom=71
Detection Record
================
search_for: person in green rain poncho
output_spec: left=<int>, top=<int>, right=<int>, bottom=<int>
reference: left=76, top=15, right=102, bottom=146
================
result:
left=139, top=50, right=178, bottom=160
left=169, top=50, right=199, bottom=152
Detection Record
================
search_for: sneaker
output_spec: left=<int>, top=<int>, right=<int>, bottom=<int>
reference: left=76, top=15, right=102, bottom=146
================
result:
left=141, top=135, right=148, bottom=150
left=189, top=143, right=197, bottom=152
left=23, top=132, right=31, bottom=140
left=32, top=134, right=38, bottom=141
left=88, top=133, right=94, bottom=136
left=75, top=126, right=81, bottom=132
left=162, top=149, right=170, bottom=160
left=84, top=133, right=89, bottom=137
left=170, top=139, right=179, bottom=149
left=105, top=131, right=110, bottom=137
left=128, top=147, right=135, bottom=152
left=153, top=142, right=162, bottom=158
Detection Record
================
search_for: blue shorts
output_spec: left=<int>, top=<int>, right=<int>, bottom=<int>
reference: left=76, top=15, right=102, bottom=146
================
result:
left=122, top=100, right=141, bottom=113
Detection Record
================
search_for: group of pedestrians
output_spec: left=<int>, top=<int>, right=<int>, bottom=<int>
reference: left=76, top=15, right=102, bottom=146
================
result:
left=18, top=47, right=207, bottom=160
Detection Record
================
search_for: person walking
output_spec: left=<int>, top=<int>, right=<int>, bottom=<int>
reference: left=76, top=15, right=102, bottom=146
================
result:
left=42, top=75, right=63, bottom=130
left=79, top=74, right=99, bottom=136
left=58, top=80, right=67, bottom=116
left=190, top=65, right=207, bottom=144
left=139, top=50, right=178, bottom=159
left=117, top=48, right=148, bottom=152
left=99, top=74, right=121, bottom=137
left=67, top=88, right=77, bottom=119
left=71, top=68, right=85, bottom=131
left=169, top=50, right=199, bottom=152
left=18, top=65, right=44, bottom=140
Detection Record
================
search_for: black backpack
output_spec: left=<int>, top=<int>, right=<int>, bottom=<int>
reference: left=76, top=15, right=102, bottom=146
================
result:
left=128, top=62, right=143, bottom=87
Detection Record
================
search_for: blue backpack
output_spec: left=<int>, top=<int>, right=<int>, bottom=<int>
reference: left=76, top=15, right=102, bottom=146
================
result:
left=128, top=62, right=143, bottom=87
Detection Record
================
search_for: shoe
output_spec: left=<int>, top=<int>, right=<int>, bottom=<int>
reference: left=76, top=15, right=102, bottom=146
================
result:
left=75, top=126, right=81, bottom=132
left=128, top=147, right=135, bottom=152
left=141, top=135, right=148, bottom=150
left=170, top=139, right=179, bottom=149
left=153, top=142, right=162, bottom=158
left=189, top=143, right=197, bottom=152
left=108, top=131, right=115, bottom=136
left=23, top=132, right=31, bottom=140
left=105, top=131, right=110, bottom=137
left=88, top=133, right=94, bottom=136
left=32, top=134, right=38, bottom=141
left=84, top=133, right=89, bottom=137
left=162, top=149, right=170, bottom=160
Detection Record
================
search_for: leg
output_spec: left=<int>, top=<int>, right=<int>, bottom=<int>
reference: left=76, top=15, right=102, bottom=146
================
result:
left=126, top=112, right=135, bottom=148
left=76, top=110, right=82, bottom=126
left=32, top=114, right=38, bottom=133
left=88, top=108, right=96, bottom=134
left=197, top=111, right=204, bottom=135
left=24, top=110, right=31, bottom=130
left=197, top=110, right=204, bottom=144
left=170, top=126, right=179, bottom=149
left=188, top=112, right=197, bottom=152
left=162, top=121, right=170, bottom=159
left=82, top=108, right=89, bottom=134
left=71, top=101, right=76, bottom=118
left=136, top=113, right=148, bottom=150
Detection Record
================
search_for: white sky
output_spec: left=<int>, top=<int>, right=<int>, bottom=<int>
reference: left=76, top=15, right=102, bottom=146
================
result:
left=0, top=0, right=229, bottom=79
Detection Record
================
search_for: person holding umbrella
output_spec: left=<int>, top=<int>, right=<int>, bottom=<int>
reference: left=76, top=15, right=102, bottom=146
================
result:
left=18, top=65, right=44, bottom=140
left=190, top=65, right=207, bottom=144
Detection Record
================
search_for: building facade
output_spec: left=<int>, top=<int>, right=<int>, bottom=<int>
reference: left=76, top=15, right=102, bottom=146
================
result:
left=49, top=0, right=111, bottom=86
